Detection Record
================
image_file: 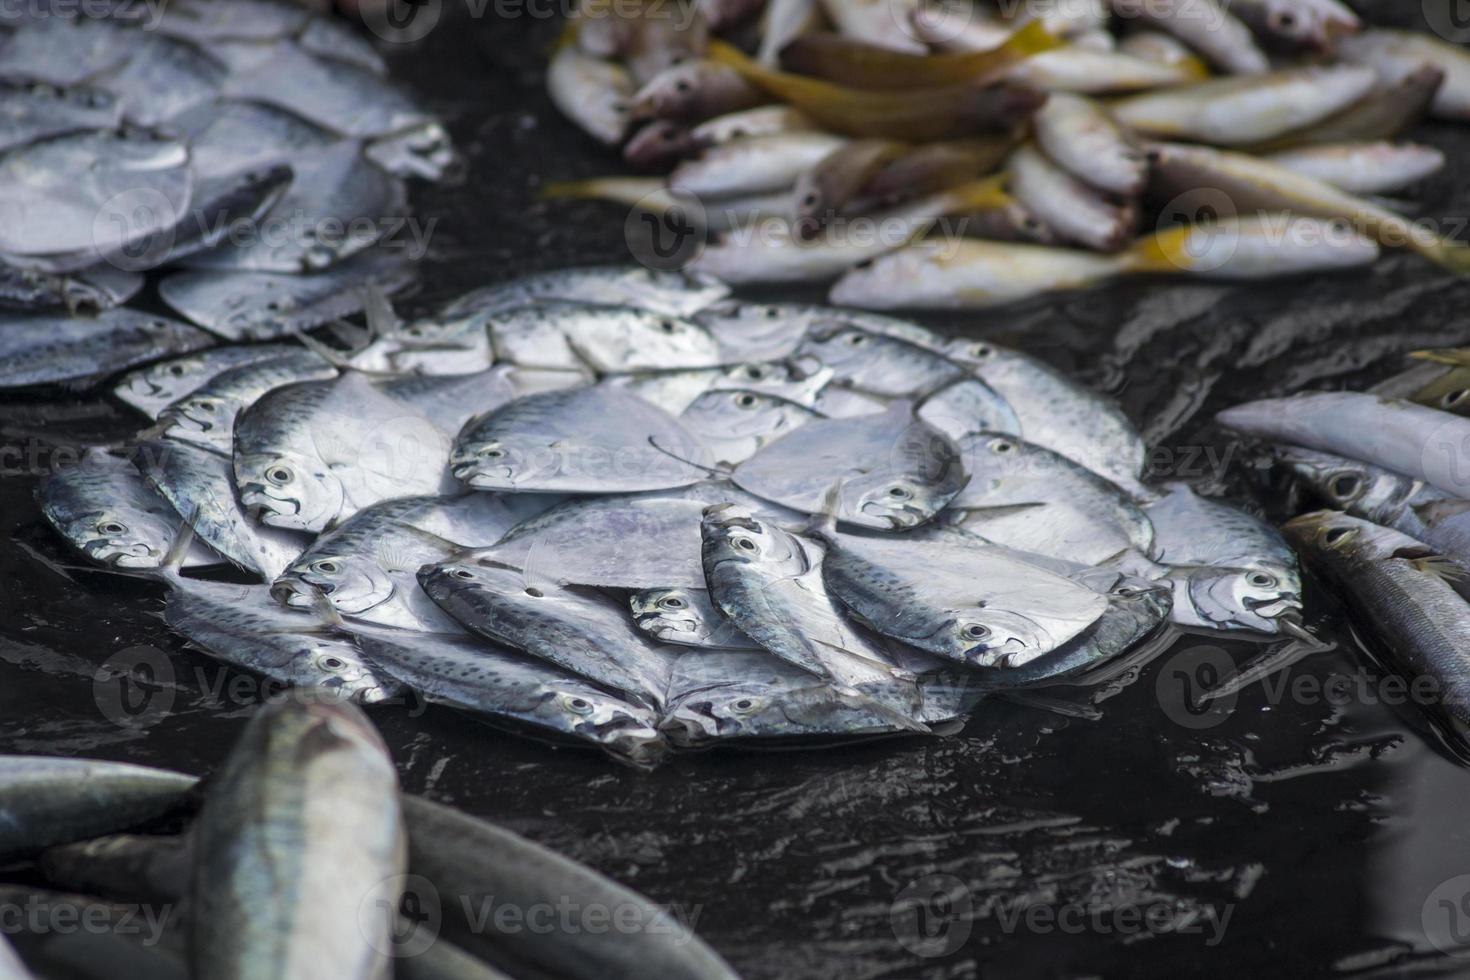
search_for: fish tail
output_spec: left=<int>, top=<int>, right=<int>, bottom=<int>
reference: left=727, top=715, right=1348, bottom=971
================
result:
left=938, top=174, right=1012, bottom=216
left=996, top=19, right=1063, bottom=59
left=1410, top=346, right=1470, bottom=367
left=540, top=177, right=639, bottom=201
left=1120, top=224, right=1195, bottom=275
left=1417, top=237, right=1470, bottom=277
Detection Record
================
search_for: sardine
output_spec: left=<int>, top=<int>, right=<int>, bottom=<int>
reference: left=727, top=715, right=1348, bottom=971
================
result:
left=631, top=586, right=758, bottom=649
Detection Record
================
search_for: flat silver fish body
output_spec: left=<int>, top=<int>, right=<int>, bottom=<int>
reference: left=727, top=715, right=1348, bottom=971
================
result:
left=693, top=301, right=828, bottom=362
left=156, top=348, right=338, bottom=454
left=191, top=700, right=405, bottom=980
left=136, top=437, right=309, bottom=580
left=353, top=629, right=667, bottom=767
left=0, top=259, right=142, bottom=314
left=681, top=388, right=824, bottom=466
left=441, top=266, right=729, bottom=320
left=488, top=302, right=721, bottom=374
left=91, top=31, right=227, bottom=127
left=450, top=383, right=710, bottom=493
left=0, top=81, right=121, bottom=153
left=37, top=447, right=219, bottom=569
left=613, top=359, right=833, bottom=415
left=377, top=366, right=582, bottom=437
left=732, top=400, right=966, bottom=529
left=915, top=376, right=1023, bottom=443
left=155, top=0, right=311, bottom=43
left=234, top=372, right=455, bottom=532
left=418, top=560, right=680, bottom=708
left=0, top=16, right=143, bottom=87
left=171, top=97, right=335, bottom=183
left=630, top=587, right=758, bottom=649
left=793, top=322, right=967, bottom=398
left=0, top=309, right=212, bottom=388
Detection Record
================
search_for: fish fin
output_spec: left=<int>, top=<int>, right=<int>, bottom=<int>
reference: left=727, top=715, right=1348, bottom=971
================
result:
left=809, top=635, right=914, bottom=682
left=160, top=509, right=200, bottom=577
left=1399, top=551, right=1466, bottom=583
left=798, top=478, right=846, bottom=538
left=1417, top=238, right=1470, bottom=277
left=1121, top=224, right=1195, bottom=275
left=305, top=587, right=347, bottom=628
left=1410, top=347, right=1470, bottom=368
left=1000, top=19, right=1063, bottom=59
left=295, top=329, right=366, bottom=370
left=936, top=175, right=1011, bottom=217
left=542, top=177, right=660, bottom=203
left=1411, top=498, right=1470, bottom=526
left=996, top=690, right=1102, bottom=721
left=1196, top=633, right=1335, bottom=704
left=831, top=685, right=931, bottom=734
left=359, top=285, right=401, bottom=339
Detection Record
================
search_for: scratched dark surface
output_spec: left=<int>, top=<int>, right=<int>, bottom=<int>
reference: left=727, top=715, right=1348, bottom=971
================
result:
left=5, top=1, right=1470, bottom=978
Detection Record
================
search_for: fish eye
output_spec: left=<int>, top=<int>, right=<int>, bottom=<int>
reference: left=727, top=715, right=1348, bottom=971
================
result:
left=802, top=192, right=818, bottom=207
left=674, top=80, right=691, bottom=93
left=98, top=520, right=126, bottom=535
left=1272, top=10, right=1295, bottom=28
left=405, top=325, right=424, bottom=336
left=1116, top=586, right=1142, bottom=597
left=266, top=465, right=293, bottom=485
left=1324, top=526, right=1356, bottom=546
left=562, top=694, right=594, bottom=715
left=168, top=364, right=185, bottom=376
left=314, top=560, right=340, bottom=574
left=452, top=568, right=474, bottom=579
left=971, top=343, right=992, bottom=358
left=1444, top=389, right=1470, bottom=407
left=731, top=697, right=759, bottom=714
left=525, top=587, right=544, bottom=598
left=764, top=307, right=780, bottom=318
left=733, top=536, right=758, bottom=552
left=989, top=438, right=1015, bottom=454
left=743, top=365, right=766, bottom=380
left=196, top=400, right=216, bottom=412
left=886, top=485, right=911, bottom=499
left=1328, top=473, right=1360, bottom=499
left=321, top=657, right=346, bottom=671
left=659, top=319, right=678, bottom=333
left=963, top=623, right=991, bottom=640
left=1246, top=571, right=1276, bottom=588
left=845, top=333, right=868, bottom=346
left=660, top=595, right=686, bottom=609
left=734, top=392, right=758, bottom=408
left=479, top=447, right=504, bottom=458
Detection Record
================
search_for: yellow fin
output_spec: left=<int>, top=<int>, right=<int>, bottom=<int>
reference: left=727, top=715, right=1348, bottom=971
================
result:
left=938, top=174, right=1011, bottom=214
left=1407, top=554, right=1465, bottom=582
left=1121, top=224, right=1194, bottom=275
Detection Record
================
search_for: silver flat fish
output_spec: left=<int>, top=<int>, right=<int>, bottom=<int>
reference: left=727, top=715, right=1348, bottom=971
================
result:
left=680, top=388, right=824, bottom=466
left=630, top=587, right=758, bottom=649
left=441, top=266, right=730, bottom=319
left=91, top=32, right=227, bottom=127
left=156, top=348, right=337, bottom=454
left=0, top=309, right=213, bottom=389
left=114, top=344, right=303, bottom=420
left=0, top=81, right=122, bottom=153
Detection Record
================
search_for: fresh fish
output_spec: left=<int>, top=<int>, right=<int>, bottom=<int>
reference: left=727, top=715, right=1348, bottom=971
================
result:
left=1009, top=142, right=1137, bottom=252
left=1338, top=29, right=1470, bottom=121
left=1109, top=0, right=1268, bottom=74
left=154, top=163, right=296, bottom=268
left=0, top=757, right=194, bottom=862
left=91, top=32, right=227, bottom=127
left=1113, top=66, right=1379, bottom=145
left=946, top=433, right=1154, bottom=562
left=1115, top=30, right=1211, bottom=78
left=1146, top=482, right=1301, bottom=634
left=159, top=250, right=416, bottom=340
left=618, top=0, right=711, bottom=85
left=682, top=388, right=825, bottom=464
left=233, top=372, right=454, bottom=531
left=353, top=630, right=668, bottom=767
left=450, top=384, right=709, bottom=493
left=707, top=39, right=1047, bottom=140
left=37, top=448, right=219, bottom=569
left=0, top=129, right=192, bottom=266
left=1032, top=92, right=1144, bottom=196
left=859, top=137, right=1014, bottom=204
left=273, top=519, right=465, bottom=633
left=1283, top=511, right=1470, bottom=730
left=943, top=338, right=1146, bottom=490
left=191, top=699, right=405, bottom=980
left=136, top=437, right=309, bottom=580
left=777, top=20, right=1060, bottom=89
left=0, top=81, right=121, bottom=153
left=377, top=366, right=582, bottom=436
left=733, top=400, right=965, bottom=527
left=0, top=16, right=141, bottom=86
left=669, top=131, right=846, bottom=197
left=818, top=0, right=925, bottom=53
left=1005, top=45, right=1198, bottom=92
left=1217, top=391, right=1470, bottom=500
left=792, top=138, right=907, bottom=237
left=1229, top=0, right=1359, bottom=51
left=689, top=176, right=1009, bottom=284
left=418, top=560, right=680, bottom=707
left=691, top=104, right=816, bottom=145
left=38, top=833, right=190, bottom=905
left=700, top=506, right=926, bottom=718
left=1247, top=64, right=1445, bottom=151
left=0, top=309, right=213, bottom=389
left=811, top=521, right=1110, bottom=668
left=631, top=59, right=763, bottom=122
left=297, top=15, right=388, bottom=75
left=0, top=260, right=142, bottom=313
left=1403, top=361, right=1470, bottom=419
left=441, top=266, right=729, bottom=319
left=1267, top=142, right=1445, bottom=195
left=1273, top=445, right=1470, bottom=587
left=156, top=0, right=311, bottom=42
left=184, top=141, right=407, bottom=273
left=758, top=0, right=820, bottom=65
left=956, top=198, right=1062, bottom=244
left=610, top=358, right=830, bottom=413
left=224, top=41, right=434, bottom=139
left=170, top=97, right=335, bottom=183
left=547, top=45, right=632, bottom=145
left=488, top=302, right=721, bottom=373
left=624, top=120, right=699, bottom=171
left=404, top=795, right=741, bottom=980
left=693, top=300, right=824, bottom=361
left=792, top=320, right=966, bottom=397
left=630, top=586, right=758, bottom=649
left=155, top=348, right=338, bottom=454
left=914, top=375, right=1026, bottom=442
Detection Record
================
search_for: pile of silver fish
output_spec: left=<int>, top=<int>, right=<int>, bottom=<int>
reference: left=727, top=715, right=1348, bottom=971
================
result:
left=0, top=0, right=453, bottom=388
left=34, top=264, right=1309, bottom=766
left=1219, top=350, right=1470, bottom=738
left=546, top=0, right=1470, bottom=305
left=0, top=697, right=739, bottom=980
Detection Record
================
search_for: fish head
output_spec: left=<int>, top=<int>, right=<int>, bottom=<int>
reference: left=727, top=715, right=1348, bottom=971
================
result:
left=793, top=324, right=882, bottom=376
left=1177, top=561, right=1304, bottom=635
left=700, top=505, right=803, bottom=572
left=630, top=62, right=706, bottom=120
left=1281, top=509, right=1378, bottom=562
left=683, top=389, right=808, bottom=453
left=572, top=308, right=719, bottom=372
left=631, top=587, right=718, bottom=644
left=158, top=391, right=242, bottom=447
left=273, top=553, right=394, bottom=615
left=66, top=506, right=176, bottom=568
left=268, top=637, right=400, bottom=705
left=1111, top=577, right=1175, bottom=625
left=235, top=449, right=344, bottom=533
left=118, top=355, right=206, bottom=408
left=530, top=685, right=667, bottom=768
left=448, top=435, right=539, bottom=490
left=845, top=426, right=967, bottom=530
left=943, top=610, right=1059, bottom=669
left=1272, top=446, right=1409, bottom=520
left=418, top=558, right=528, bottom=606
left=624, top=119, right=697, bottom=171
left=660, top=682, right=778, bottom=745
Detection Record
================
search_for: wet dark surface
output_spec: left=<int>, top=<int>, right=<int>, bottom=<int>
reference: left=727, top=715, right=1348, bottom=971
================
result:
left=7, top=3, right=1470, bottom=978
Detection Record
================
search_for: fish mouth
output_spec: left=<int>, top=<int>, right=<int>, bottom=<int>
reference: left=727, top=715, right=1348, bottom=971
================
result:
left=601, top=726, right=670, bottom=769
left=859, top=501, right=922, bottom=529
left=86, top=540, right=155, bottom=567
left=965, top=638, right=1031, bottom=670
left=240, top=486, right=299, bottom=521
left=270, top=579, right=317, bottom=608
left=451, top=461, right=513, bottom=485
left=658, top=707, right=721, bottom=747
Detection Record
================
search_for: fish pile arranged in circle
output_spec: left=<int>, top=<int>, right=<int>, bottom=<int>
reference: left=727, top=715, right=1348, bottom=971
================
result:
left=1218, top=350, right=1470, bottom=742
left=546, top=0, right=1470, bottom=305
left=0, top=0, right=455, bottom=389
left=0, top=698, right=740, bottom=979
left=33, top=264, right=1309, bottom=767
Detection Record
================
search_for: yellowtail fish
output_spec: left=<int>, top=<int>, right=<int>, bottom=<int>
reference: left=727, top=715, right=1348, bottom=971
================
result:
left=1110, top=0, right=1268, bottom=75
left=629, top=59, right=765, bottom=122
left=1267, top=141, right=1445, bottom=195
left=669, top=131, right=847, bottom=196
left=1245, top=64, right=1445, bottom=151
left=776, top=20, right=1060, bottom=90
left=1339, top=28, right=1470, bottom=121
left=1116, top=30, right=1211, bottom=79
left=1032, top=92, right=1146, bottom=195
left=1006, top=46, right=1198, bottom=93
left=1008, top=143, right=1137, bottom=252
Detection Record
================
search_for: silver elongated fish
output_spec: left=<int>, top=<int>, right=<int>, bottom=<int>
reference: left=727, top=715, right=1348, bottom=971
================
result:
left=404, top=795, right=741, bottom=980
left=1284, top=511, right=1470, bottom=731
left=1109, top=0, right=1267, bottom=74
left=1217, top=391, right=1470, bottom=500
left=699, top=506, right=928, bottom=722
left=0, top=757, right=195, bottom=862
left=1267, top=142, right=1445, bottom=195
left=0, top=309, right=213, bottom=389
left=1338, top=29, right=1470, bottom=121
left=37, top=448, right=220, bottom=569
left=136, top=438, right=308, bottom=580
left=114, top=344, right=301, bottom=420
left=487, top=302, right=722, bottom=374
left=792, top=321, right=966, bottom=398
left=1228, top=0, right=1359, bottom=51
left=547, top=45, right=633, bottom=146
left=732, top=400, right=966, bottom=529
left=418, top=560, right=681, bottom=707
left=442, top=266, right=729, bottom=319
left=155, top=348, right=338, bottom=454
left=191, top=700, right=405, bottom=980
left=810, top=522, right=1111, bottom=668
left=631, top=586, right=758, bottom=649
left=1008, top=143, right=1137, bottom=252
left=233, top=372, right=455, bottom=532
left=1032, top=92, right=1145, bottom=196
left=669, top=131, right=847, bottom=197
left=449, top=384, right=710, bottom=493
left=946, top=433, right=1154, bottom=563
left=352, top=629, right=668, bottom=767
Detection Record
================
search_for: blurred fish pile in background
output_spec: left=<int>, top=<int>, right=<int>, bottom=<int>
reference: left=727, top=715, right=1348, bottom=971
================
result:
left=544, top=0, right=1470, bottom=305
left=29, top=263, right=1314, bottom=766
left=0, top=697, right=740, bottom=980
left=0, top=0, right=457, bottom=390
